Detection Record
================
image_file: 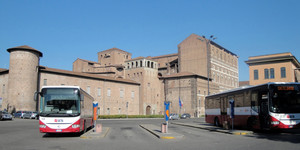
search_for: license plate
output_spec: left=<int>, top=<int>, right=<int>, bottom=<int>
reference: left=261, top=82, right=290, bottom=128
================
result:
left=56, top=130, right=62, bottom=132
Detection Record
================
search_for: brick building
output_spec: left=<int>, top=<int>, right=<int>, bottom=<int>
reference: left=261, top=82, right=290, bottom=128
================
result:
left=245, top=52, right=300, bottom=85
left=0, top=33, right=239, bottom=117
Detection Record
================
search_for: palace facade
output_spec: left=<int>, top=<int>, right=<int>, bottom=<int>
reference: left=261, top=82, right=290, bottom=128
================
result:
left=0, top=33, right=239, bottom=117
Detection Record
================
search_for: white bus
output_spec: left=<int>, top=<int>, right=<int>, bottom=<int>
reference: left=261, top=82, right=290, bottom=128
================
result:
left=38, top=86, right=94, bottom=133
left=205, top=82, right=300, bottom=130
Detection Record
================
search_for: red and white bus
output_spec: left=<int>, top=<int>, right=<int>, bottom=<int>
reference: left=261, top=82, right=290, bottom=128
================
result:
left=38, top=86, right=94, bottom=133
left=205, top=82, right=300, bottom=130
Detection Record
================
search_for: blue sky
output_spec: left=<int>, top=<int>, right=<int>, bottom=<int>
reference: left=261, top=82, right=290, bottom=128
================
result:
left=1, top=0, right=299, bottom=81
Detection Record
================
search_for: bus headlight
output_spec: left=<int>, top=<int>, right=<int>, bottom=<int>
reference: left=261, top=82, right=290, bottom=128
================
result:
left=72, top=124, right=80, bottom=128
left=39, top=125, right=46, bottom=128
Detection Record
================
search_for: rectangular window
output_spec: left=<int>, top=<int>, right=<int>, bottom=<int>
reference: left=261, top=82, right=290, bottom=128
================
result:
left=2, top=84, right=5, bottom=94
left=43, top=79, right=47, bottom=86
left=281, top=67, right=286, bottom=78
left=199, top=97, right=202, bottom=108
left=97, top=88, right=101, bottom=97
left=270, top=68, right=275, bottom=79
left=264, top=69, right=269, bottom=79
left=131, top=91, right=135, bottom=99
left=107, top=88, right=111, bottom=97
left=120, top=89, right=124, bottom=98
left=254, top=70, right=259, bottom=80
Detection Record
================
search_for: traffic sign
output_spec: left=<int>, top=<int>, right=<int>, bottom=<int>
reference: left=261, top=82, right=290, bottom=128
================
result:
left=164, top=101, right=170, bottom=121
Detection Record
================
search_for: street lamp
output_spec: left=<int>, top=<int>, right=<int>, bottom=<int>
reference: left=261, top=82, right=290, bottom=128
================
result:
left=198, top=35, right=216, bottom=96
left=206, top=35, right=216, bottom=96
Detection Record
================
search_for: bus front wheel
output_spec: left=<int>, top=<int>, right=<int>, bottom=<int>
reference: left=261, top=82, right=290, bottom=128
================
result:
left=83, top=121, right=87, bottom=133
left=247, top=118, right=255, bottom=131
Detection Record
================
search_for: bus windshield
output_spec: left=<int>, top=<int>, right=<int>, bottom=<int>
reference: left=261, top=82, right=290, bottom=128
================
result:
left=270, top=84, right=300, bottom=113
left=39, top=88, right=81, bottom=117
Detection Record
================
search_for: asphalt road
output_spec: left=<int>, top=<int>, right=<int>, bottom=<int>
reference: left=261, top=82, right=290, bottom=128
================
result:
left=0, top=118, right=300, bottom=150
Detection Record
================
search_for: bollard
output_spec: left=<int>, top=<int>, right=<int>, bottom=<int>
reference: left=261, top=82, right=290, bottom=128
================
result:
left=96, top=124, right=102, bottom=133
left=223, top=121, right=229, bottom=130
left=161, top=123, right=167, bottom=133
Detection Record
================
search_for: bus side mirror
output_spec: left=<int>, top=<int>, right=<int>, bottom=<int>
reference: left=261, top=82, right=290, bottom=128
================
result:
left=81, top=94, right=84, bottom=101
left=34, top=92, right=39, bottom=101
left=34, top=92, right=43, bottom=101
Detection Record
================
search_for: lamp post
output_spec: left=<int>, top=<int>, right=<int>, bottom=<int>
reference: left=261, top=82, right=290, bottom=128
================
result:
left=206, top=35, right=216, bottom=96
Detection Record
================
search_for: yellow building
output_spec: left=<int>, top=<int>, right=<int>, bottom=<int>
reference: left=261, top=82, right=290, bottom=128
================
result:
left=245, top=52, right=300, bottom=85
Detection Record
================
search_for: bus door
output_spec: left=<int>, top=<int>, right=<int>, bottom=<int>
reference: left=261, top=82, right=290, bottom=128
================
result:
left=259, top=91, right=269, bottom=129
left=220, top=97, right=228, bottom=123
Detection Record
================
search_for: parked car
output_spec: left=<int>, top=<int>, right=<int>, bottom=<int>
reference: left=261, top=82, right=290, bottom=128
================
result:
left=14, top=111, right=27, bottom=118
left=23, top=111, right=38, bottom=119
left=180, top=113, right=191, bottom=119
left=169, top=113, right=179, bottom=120
left=0, top=111, right=13, bottom=121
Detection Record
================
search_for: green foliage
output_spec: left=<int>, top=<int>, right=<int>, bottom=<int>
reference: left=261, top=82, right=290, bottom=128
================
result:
left=98, top=114, right=164, bottom=119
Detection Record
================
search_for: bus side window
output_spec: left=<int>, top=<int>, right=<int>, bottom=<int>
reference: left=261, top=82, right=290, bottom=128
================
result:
left=235, top=94, right=243, bottom=107
left=251, top=92, right=259, bottom=113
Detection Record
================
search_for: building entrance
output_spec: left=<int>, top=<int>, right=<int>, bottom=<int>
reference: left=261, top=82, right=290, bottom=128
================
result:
left=146, top=106, right=151, bottom=115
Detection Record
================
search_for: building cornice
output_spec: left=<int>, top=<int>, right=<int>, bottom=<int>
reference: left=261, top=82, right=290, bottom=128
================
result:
left=245, top=55, right=300, bottom=68
left=160, top=72, right=209, bottom=80
left=39, top=66, right=140, bottom=85
left=0, top=68, right=9, bottom=75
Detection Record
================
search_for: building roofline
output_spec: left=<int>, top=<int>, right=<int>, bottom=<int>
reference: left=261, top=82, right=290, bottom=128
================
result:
left=160, top=72, right=209, bottom=80
left=178, top=33, right=238, bottom=57
left=7, top=45, right=43, bottom=57
left=150, top=53, right=178, bottom=59
left=245, top=55, right=300, bottom=68
left=210, top=40, right=238, bottom=57
left=0, top=68, right=9, bottom=74
left=97, top=47, right=132, bottom=55
left=74, top=58, right=100, bottom=65
left=248, top=52, right=292, bottom=59
left=39, top=66, right=140, bottom=85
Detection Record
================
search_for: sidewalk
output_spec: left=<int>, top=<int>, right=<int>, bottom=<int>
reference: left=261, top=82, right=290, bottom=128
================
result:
left=171, top=122, right=253, bottom=135
left=140, top=124, right=184, bottom=139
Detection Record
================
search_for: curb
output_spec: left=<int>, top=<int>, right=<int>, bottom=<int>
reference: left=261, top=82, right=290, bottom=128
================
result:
left=139, top=124, right=184, bottom=140
left=139, top=124, right=160, bottom=139
left=171, top=122, right=253, bottom=135
left=80, top=127, right=110, bottom=139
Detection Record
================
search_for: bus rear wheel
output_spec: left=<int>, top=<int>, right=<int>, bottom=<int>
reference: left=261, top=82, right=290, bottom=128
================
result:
left=214, top=117, right=220, bottom=127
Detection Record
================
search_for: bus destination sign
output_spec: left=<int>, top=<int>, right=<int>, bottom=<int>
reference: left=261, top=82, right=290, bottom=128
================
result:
left=277, top=86, right=295, bottom=91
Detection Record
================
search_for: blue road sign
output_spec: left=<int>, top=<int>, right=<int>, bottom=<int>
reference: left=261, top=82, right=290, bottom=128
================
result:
left=164, top=101, right=170, bottom=121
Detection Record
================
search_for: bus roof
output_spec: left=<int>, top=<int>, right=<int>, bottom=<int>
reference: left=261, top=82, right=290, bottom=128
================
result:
left=206, top=82, right=300, bottom=98
left=41, top=86, right=81, bottom=89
